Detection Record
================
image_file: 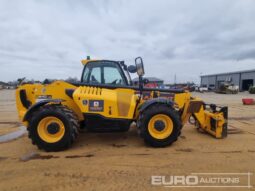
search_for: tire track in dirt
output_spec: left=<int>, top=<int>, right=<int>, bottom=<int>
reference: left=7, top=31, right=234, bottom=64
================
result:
left=38, top=168, right=149, bottom=191
left=0, top=122, right=21, bottom=130
left=42, top=172, right=88, bottom=191
left=229, top=116, right=255, bottom=120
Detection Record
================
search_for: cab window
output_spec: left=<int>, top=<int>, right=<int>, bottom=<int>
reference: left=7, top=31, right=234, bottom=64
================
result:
left=81, top=61, right=127, bottom=86
left=82, top=66, right=90, bottom=82
left=90, top=67, right=101, bottom=84
left=104, top=67, right=124, bottom=85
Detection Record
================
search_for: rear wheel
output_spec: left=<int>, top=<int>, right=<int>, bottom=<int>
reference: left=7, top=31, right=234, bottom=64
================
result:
left=28, top=105, right=79, bottom=152
left=138, top=104, right=181, bottom=147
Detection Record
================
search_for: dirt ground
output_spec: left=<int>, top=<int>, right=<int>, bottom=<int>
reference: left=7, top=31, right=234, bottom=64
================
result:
left=0, top=90, right=254, bottom=191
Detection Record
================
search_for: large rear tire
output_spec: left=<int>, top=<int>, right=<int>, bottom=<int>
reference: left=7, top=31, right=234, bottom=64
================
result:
left=28, top=105, right=79, bottom=152
left=138, top=104, right=181, bottom=147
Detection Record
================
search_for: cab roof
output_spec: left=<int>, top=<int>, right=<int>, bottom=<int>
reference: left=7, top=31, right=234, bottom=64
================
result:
left=81, top=58, right=126, bottom=67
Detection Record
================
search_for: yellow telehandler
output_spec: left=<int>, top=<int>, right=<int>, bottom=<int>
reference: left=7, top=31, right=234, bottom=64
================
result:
left=16, top=57, right=228, bottom=151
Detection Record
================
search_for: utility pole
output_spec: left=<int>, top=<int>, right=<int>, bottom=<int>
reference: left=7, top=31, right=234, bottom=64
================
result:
left=174, top=74, right=177, bottom=88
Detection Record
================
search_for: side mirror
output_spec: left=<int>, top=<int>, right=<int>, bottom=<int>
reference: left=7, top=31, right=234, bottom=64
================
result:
left=135, top=57, right=145, bottom=76
left=127, top=65, right=137, bottom=73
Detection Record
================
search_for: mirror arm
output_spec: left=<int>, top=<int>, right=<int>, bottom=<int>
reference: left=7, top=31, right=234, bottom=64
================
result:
left=139, top=76, right=143, bottom=95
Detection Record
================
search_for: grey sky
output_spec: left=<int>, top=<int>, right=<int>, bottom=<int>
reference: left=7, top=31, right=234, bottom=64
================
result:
left=0, top=0, right=254, bottom=83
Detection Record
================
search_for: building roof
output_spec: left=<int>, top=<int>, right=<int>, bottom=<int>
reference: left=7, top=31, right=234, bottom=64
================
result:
left=0, top=81, right=7, bottom=86
left=132, top=77, right=164, bottom=82
left=201, top=69, right=255, bottom=77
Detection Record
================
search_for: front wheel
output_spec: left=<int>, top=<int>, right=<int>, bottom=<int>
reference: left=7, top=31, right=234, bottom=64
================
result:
left=138, top=104, right=181, bottom=147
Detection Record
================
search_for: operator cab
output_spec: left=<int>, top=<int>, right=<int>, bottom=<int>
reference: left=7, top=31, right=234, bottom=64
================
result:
left=81, top=57, right=145, bottom=87
left=81, top=60, right=134, bottom=86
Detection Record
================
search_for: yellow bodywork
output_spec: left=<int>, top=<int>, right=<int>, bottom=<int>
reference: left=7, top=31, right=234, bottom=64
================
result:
left=73, top=86, right=138, bottom=119
left=16, top=80, right=227, bottom=139
left=16, top=81, right=84, bottom=124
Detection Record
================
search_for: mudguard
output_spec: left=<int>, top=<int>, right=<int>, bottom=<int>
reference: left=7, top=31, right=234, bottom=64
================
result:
left=23, top=99, right=63, bottom=122
left=138, top=98, right=174, bottom=113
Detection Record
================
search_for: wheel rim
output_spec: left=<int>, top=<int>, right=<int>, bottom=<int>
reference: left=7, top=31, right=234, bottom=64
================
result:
left=148, top=114, right=173, bottom=139
left=37, top=116, right=65, bottom=143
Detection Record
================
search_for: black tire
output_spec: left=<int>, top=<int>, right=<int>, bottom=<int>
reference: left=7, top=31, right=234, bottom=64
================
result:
left=27, top=104, right=79, bottom=152
left=138, top=104, right=181, bottom=147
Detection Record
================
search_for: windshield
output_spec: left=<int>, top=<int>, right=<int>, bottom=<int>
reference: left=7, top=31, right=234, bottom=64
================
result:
left=81, top=61, right=129, bottom=86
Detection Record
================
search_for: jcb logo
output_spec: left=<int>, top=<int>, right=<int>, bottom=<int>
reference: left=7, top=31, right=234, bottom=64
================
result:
left=89, top=100, right=104, bottom=112
left=93, top=101, right=99, bottom=107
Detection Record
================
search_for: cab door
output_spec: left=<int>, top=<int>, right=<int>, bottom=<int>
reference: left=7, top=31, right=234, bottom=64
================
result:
left=78, top=61, right=137, bottom=119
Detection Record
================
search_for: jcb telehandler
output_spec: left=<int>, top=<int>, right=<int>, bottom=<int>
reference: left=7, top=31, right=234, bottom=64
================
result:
left=16, top=57, right=228, bottom=151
